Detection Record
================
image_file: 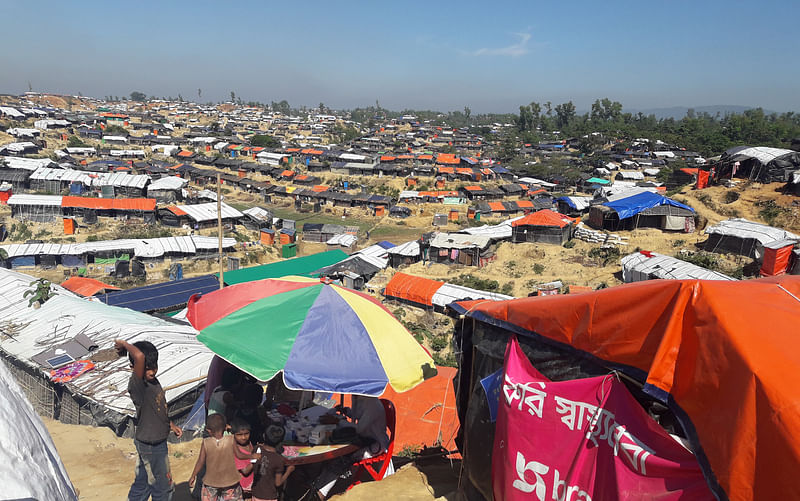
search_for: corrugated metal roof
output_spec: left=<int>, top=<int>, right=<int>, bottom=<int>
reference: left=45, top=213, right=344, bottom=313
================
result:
left=0, top=268, right=212, bottom=417
left=387, top=240, right=420, bottom=257
left=0, top=236, right=236, bottom=259
left=430, top=233, right=492, bottom=249
left=2, top=156, right=56, bottom=171
left=147, top=176, right=187, bottom=191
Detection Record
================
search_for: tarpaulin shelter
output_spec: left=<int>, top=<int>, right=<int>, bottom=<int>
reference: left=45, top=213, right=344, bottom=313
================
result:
left=220, top=250, right=348, bottom=285
left=717, top=146, right=800, bottom=183
left=60, top=276, right=120, bottom=297
left=510, top=209, right=575, bottom=244
left=588, top=191, right=694, bottom=232
left=449, top=276, right=800, bottom=501
left=99, top=274, right=220, bottom=313
left=380, top=366, right=459, bottom=453
left=383, top=272, right=445, bottom=308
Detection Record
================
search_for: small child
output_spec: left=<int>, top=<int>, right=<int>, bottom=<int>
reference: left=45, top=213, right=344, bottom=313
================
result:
left=250, top=425, right=295, bottom=501
left=189, top=413, right=253, bottom=501
left=230, top=418, right=255, bottom=496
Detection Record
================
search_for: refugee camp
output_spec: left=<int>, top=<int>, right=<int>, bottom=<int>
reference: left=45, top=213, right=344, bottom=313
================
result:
left=1, top=2, right=800, bottom=500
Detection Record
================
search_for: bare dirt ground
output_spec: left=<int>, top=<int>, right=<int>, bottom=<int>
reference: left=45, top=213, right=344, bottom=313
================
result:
left=45, top=419, right=456, bottom=500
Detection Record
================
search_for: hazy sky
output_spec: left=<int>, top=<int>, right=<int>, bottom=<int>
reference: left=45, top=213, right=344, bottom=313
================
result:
left=2, top=0, right=798, bottom=113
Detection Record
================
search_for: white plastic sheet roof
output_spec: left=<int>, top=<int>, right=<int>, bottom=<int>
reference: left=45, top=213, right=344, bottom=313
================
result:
left=0, top=235, right=237, bottom=259
left=7, top=194, right=63, bottom=206
left=430, top=233, right=492, bottom=249
left=0, top=268, right=212, bottom=417
left=387, top=240, right=420, bottom=257
left=518, top=176, right=556, bottom=188
left=147, top=176, right=188, bottom=191
left=174, top=202, right=243, bottom=222
left=432, top=283, right=513, bottom=308
left=65, top=147, right=96, bottom=155
left=0, top=142, right=38, bottom=153
left=621, top=251, right=735, bottom=283
left=94, top=172, right=150, bottom=189
left=102, top=135, right=128, bottom=142
left=617, top=171, right=645, bottom=180
left=6, top=127, right=40, bottom=137
left=458, top=216, right=523, bottom=240
left=3, top=156, right=57, bottom=170
left=0, top=358, right=78, bottom=500
left=726, top=146, right=796, bottom=165
left=34, top=119, right=70, bottom=129
left=704, top=218, right=799, bottom=245
left=108, top=149, right=146, bottom=157
left=0, top=106, right=25, bottom=118
left=352, top=243, right=393, bottom=268
left=326, top=234, right=357, bottom=247
left=242, top=206, right=271, bottom=221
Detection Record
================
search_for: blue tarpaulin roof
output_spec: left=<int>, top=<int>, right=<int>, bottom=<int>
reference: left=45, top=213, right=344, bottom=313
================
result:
left=557, top=196, right=577, bottom=209
left=376, top=240, right=396, bottom=249
left=603, top=191, right=694, bottom=220
left=492, top=167, right=510, bottom=174
left=98, top=274, right=220, bottom=312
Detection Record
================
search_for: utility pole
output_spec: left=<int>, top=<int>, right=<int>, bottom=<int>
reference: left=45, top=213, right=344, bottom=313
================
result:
left=217, top=173, right=224, bottom=289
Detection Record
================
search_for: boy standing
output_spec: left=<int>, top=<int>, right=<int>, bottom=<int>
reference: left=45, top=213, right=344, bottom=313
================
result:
left=115, top=339, right=183, bottom=501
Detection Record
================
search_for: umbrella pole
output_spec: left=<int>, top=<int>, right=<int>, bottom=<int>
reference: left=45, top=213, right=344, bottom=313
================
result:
left=217, top=173, right=224, bottom=289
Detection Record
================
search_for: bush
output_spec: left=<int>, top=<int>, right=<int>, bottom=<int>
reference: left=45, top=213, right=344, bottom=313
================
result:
left=755, top=200, right=788, bottom=226
left=499, top=282, right=514, bottom=295
left=532, top=263, right=545, bottom=274
left=588, top=246, right=621, bottom=266
left=67, top=136, right=86, bottom=147
left=724, top=191, right=740, bottom=203
left=85, top=235, right=100, bottom=242
left=429, top=336, right=448, bottom=352
left=433, top=352, right=457, bottom=367
left=563, top=240, right=576, bottom=248
left=448, top=274, right=499, bottom=292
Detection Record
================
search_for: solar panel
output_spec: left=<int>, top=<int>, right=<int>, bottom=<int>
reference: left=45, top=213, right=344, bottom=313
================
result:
left=46, top=353, right=75, bottom=368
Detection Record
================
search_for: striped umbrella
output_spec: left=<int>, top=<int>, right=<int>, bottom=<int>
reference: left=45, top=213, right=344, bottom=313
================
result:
left=187, top=276, right=437, bottom=396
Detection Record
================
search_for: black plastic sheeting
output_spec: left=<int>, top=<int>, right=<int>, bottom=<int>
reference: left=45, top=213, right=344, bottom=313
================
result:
left=452, top=319, right=683, bottom=501
left=98, top=274, right=219, bottom=312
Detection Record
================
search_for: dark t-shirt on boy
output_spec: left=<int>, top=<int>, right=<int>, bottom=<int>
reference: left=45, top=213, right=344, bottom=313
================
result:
left=251, top=450, right=285, bottom=500
left=128, top=374, right=170, bottom=443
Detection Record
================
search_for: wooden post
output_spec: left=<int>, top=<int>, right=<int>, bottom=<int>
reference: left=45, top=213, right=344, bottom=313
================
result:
left=217, top=173, right=224, bottom=289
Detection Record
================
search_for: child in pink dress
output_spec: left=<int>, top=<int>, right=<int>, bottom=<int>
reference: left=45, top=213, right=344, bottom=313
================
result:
left=231, top=419, right=255, bottom=495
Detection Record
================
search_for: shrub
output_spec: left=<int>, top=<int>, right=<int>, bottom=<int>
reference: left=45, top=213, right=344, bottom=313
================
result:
left=724, top=191, right=740, bottom=203
left=588, top=246, right=621, bottom=266
left=499, top=282, right=514, bottom=295
left=532, top=263, right=545, bottom=274
left=563, top=240, right=576, bottom=248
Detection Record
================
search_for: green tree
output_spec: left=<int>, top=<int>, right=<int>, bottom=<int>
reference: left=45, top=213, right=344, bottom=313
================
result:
left=554, top=101, right=576, bottom=129
left=230, top=91, right=236, bottom=102
left=130, top=91, right=147, bottom=101
left=67, top=136, right=86, bottom=147
left=251, top=134, right=280, bottom=148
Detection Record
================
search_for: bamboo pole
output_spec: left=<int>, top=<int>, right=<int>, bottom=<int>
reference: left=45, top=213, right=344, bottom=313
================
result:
left=217, top=173, right=224, bottom=289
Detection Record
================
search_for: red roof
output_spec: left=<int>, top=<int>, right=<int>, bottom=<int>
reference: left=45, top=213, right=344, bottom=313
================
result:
left=512, top=209, right=575, bottom=228
left=295, top=174, right=309, bottom=181
left=281, top=170, right=295, bottom=178
left=515, top=200, right=535, bottom=209
left=380, top=156, right=396, bottom=162
left=61, top=196, right=156, bottom=211
left=177, top=150, right=194, bottom=157
left=61, top=277, right=120, bottom=297
left=384, top=272, right=445, bottom=307
left=487, top=202, right=506, bottom=212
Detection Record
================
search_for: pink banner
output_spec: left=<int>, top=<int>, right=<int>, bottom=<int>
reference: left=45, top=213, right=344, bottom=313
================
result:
left=492, top=336, right=713, bottom=501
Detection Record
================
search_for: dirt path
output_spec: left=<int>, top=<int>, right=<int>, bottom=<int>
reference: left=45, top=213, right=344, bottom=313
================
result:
left=45, top=419, right=456, bottom=500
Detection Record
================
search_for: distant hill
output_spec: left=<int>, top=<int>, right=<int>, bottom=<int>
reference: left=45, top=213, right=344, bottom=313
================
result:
left=629, top=105, right=778, bottom=120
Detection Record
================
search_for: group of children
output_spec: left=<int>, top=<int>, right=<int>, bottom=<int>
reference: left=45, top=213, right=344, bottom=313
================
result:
left=189, top=413, right=294, bottom=501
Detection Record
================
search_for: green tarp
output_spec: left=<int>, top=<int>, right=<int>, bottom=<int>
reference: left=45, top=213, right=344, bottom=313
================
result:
left=586, top=177, right=610, bottom=185
left=219, top=250, right=348, bottom=286
left=94, top=254, right=130, bottom=264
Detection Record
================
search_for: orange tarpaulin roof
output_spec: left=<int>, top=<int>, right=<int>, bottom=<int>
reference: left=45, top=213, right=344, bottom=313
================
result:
left=463, top=185, right=483, bottom=192
left=437, top=167, right=455, bottom=174
left=381, top=366, right=459, bottom=453
left=456, top=276, right=800, bottom=500
left=528, top=188, right=546, bottom=196
left=436, top=154, right=460, bottom=164
left=417, top=154, right=433, bottom=160
left=281, top=170, right=295, bottom=177
left=99, top=112, right=128, bottom=118
left=301, top=148, right=323, bottom=155
left=60, top=277, right=120, bottom=297
left=456, top=167, right=473, bottom=175
left=177, top=150, right=194, bottom=157
left=311, top=185, right=329, bottom=192
left=396, top=155, right=414, bottom=160
left=295, top=174, right=309, bottom=181
left=384, top=272, right=444, bottom=307
left=285, top=148, right=300, bottom=152
left=511, top=209, right=575, bottom=227
left=515, top=200, right=535, bottom=209
left=487, top=202, right=506, bottom=212
left=167, top=205, right=187, bottom=216
left=61, top=196, right=156, bottom=211
left=380, top=156, right=396, bottom=161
